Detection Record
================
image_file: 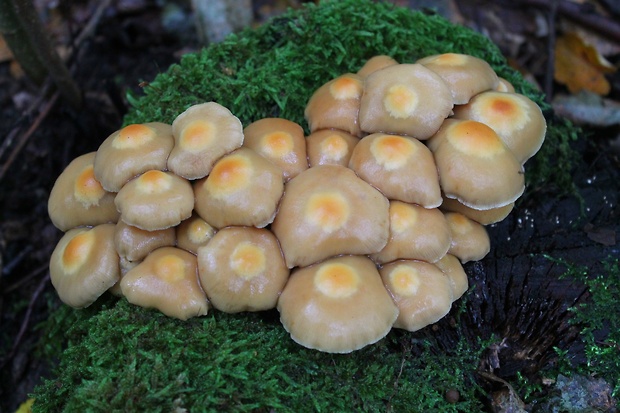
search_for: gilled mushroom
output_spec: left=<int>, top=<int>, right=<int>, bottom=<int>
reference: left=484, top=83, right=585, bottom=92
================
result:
left=379, top=259, right=454, bottom=332
left=94, top=122, right=174, bottom=192
left=357, top=55, right=399, bottom=78
left=48, top=152, right=119, bottom=231
left=193, top=147, right=284, bottom=229
left=434, top=253, right=469, bottom=300
left=168, top=101, right=244, bottom=179
left=306, top=129, right=359, bottom=167
left=115, top=170, right=194, bottom=231
left=271, top=164, right=389, bottom=268
left=358, top=63, right=453, bottom=139
left=114, top=220, right=176, bottom=262
left=197, top=226, right=289, bottom=313
left=120, top=246, right=209, bottom=320
left=348, top=133, right=442, bottom=208
left=277, top=255, right=398, bottom=353
left=440, top=196, right=514, bottom=226
left=243, top=117, right=308, bottom=181
left=49, top=223, right=120, bottom=308
left=444, top=212, right=491, bottom=263
left=176, top=213, right=216, bottom=255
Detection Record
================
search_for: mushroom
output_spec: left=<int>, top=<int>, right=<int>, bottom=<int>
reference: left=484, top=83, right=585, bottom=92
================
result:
left=49, top=223, right=120, bottom=308
left=379, top=259, right=454, bottom=332
left=120, top=246, right=209, bottom=320
left=48, top=152, right=119, bottom=231
left=271, top=164, right=389, bottom=268
left=495, top=77, right=516, bottom=93
left=114, top=220, right=176, bottom=262
left=429, top=119, right=525, bottom=210
left=197, top=226, right=289, bottom=313
left=452, top=91, right=547, bottom=164
left=358, top=63, right=453, bottom=139
left=167, top=102, right=244, bottom=179
left=434, top=253, right=469, bottom=300
left=242, top=117, right=308, bottom=181
left=440, top=196, right=514, bottom=226
left=370, top=201, right=451, bottom=265
left=357, top=55, right=399, bottom=78
left=306, top=129, right=360, bottom=167
left=348, top=133, right=442, bottom=208
left=444, top=212, right=491, bottom=263
left=277, top=255, right=398, bottom=353
left=304, top=73, right=364, bottom=137
left=176, top=213, right=217, bottom=255
left=416, top=53, right=499, bottom=105
left=93, top=122, right=174, bottom=192
left=115, top=170, right=194, bottom=231
left=193, top=147, right=284, bottom=229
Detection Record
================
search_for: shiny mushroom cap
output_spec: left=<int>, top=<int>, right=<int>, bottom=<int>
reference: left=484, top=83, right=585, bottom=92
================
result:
left=357, top=55, right=399, bottom=78
left=444, top=212, right=491, bottom=263
left=306, top=129, right=360, bottom=167
left=440, top=195, right=514, bottom=226
left=176, top=213, right=216, bottom=255
left=434, top=253, right=469, bottom=300
left=114, top=220, right=176, bottom=262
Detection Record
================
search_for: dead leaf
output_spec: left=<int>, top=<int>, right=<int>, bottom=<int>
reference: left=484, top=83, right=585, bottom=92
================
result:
left=554, top=31, right=616, bottom=95
left=0, top=35, right=14, bottom=63
left=552, top=91, right=620, bottom=127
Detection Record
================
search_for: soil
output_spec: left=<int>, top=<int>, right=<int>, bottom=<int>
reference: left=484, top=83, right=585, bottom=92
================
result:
left=0, top=1, right=619, bottom=412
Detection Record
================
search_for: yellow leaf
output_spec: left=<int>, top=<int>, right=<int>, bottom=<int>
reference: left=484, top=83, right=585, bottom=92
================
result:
left=14, top=398, right=34, bottom=413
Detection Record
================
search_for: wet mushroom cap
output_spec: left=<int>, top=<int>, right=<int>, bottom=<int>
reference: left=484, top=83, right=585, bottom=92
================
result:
left=306, top=129, right=360, bottom=167
left=115, top=170, right=194, bottom=231
left=48, top=152, right=119, bottom=231
left=176, top=213, right=216, bottom=255
left=114, top=220, right=176, bottom=262
left=444, top=212, right=491, bottom=263
left=434, top=253, right=469, bottom=300
left=271, top=164, right=389, bottom=268
left=49, top=223, right=120, bottom=308
left=120, top=246, right=209, bottom=320
left=277, top=255, right=398, bottom=353
left=197, top=226, right=289, bottom=313
left=94, top=122, right=174, bottom=192
left=357, top=55, right=399, bottom=78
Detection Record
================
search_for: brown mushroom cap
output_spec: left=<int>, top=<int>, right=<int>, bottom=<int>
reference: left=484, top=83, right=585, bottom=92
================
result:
left=444, top=212, right=491, bottom=263
left=430, top=119, right=525, bottom=210
left=176, top=213, right=216, bottom=255
left=371, top=201, right=451, bottom=264
left=434, top=253, right=469, bottom=300
left=416, top=53, right=499, bottom=104
left=277, top=255, right=398, bottom=353
left=452, top=91, right=547, bottom=164
left=440, top=195, right=514, bottom=225
left=115, top=170, right=194, bottom=231
left=193, top=147, right=284, bottom=229
left=242, top=117, right=308, bottom=181
left=304, top=73, right=364, bottom=137
left=357, top=55, right=399, bottom=78
left=306, top=129, right=360, bottom=167
left=358, top=63, right=453, bottom=139
left=379, top=259, right=453, bottom=332
left=348, top=133, right=442, bottom=207
left=271, top=164, right=389, bottom=268
left=197, top=226, right=289, bottom=313
left=168, top=102, right=244, bottom=179
left=114, top=220, right=176, bottom=262
left=49, top=223, right=120, bottom=308
left=48, top=152, right=119, bottom=231
left=94, top=122, right=174, bottom=192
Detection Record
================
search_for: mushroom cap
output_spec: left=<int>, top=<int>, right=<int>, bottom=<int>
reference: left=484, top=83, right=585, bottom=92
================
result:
left=168, top=102, right=244, bottom=179
left=114, top=220, right=176, bottom=262
left=197, top=226, right=289, bottom=313
left=416, top=53, right=499, bottom=105
left=370, top=201, right=451, bottom=265
left=277, top=255, right=398, bottom=353
left=434, top=253, right=469, bottom=300
left=271, top=164, right=390, bottom=268
left=120, top=246, right=209, bottom=320
left=452, top=91, right=547, bottom=164
left=304, top=73, right=364, bottom=137
left=306, top=129, right=360, bottom=167
left=357, top=55, right=399, bottom=78
left=358, top=63, right=453, bottom=139
left=379, top=259, right=454, bottom=332
left=193, top=147, right=284, bottom=229
left=495, top=77, right=516, bottom=93
left=430, top=119, right=525, bottom=210
left=176, top=213, right=216, bottom=255
left=48, top=152, right=119, bottom=231
left=348, top=133, right=442, bottom=207
left=49, top=223, right=120, bottom=308
left=94, top=122, right=174, bottom=192
left=440, top=195, right=514, bottom=225
left=444, top=212, right=491, bottom=263
left=115, top=170, right=194, bottom=231
left=243, top=117, right=308, bottom=181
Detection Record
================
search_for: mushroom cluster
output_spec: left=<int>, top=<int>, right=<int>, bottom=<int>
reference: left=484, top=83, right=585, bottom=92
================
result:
left=48, top=53, right=546, bottom=353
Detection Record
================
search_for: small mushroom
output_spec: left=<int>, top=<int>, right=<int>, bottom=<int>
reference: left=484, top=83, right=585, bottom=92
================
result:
left=277, top=255, right=398, bottom=353
left=115, top=170, right=194, bottom=231
left=114, top=220, right=176, bottom=262
left=168, top=102, right=244, bottom=179
left=444, top=212, right=491, bottom=263
left=306, top=129, right=360, bottom=167
left=176, top=213, right=216, bottom=255
left=94, top=122, right=174, bottom=192
left=271, top=164, right=389, bottom=268
left=197, top=226, right=289, bottom=313
left=357, top=55, right=399, bottom=78
left=379, top=259, right=454, bottom=332
left=193, top=147, right=284, bottom=229
left=434, top=253, right=469, bottom=300
left=348, top=133, right=442, bottom=208
left=440, top=196, right=514, bottom=225
left=120, top=246, right=209, bottom=320
left=49, top=223, right=120, bottom=308
left=48, top=152, right=119, bottom=231
left=495, top=77, right=516, bottom=93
